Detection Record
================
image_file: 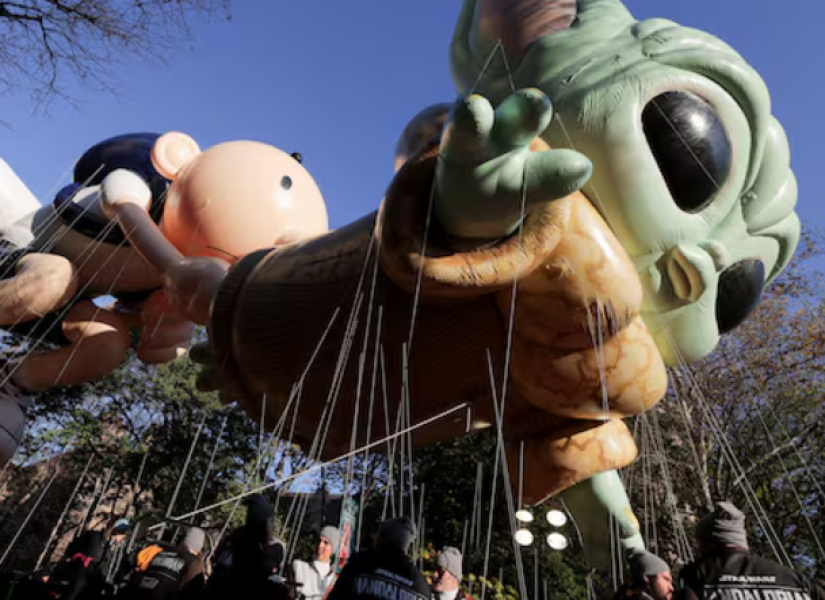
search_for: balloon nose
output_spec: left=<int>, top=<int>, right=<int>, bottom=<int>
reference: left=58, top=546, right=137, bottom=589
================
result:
left=715, top=259, right=765, bottom=334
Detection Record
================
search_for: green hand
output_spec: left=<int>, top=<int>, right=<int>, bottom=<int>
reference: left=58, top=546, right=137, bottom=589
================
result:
left=434, top=88, right=592, bottom=239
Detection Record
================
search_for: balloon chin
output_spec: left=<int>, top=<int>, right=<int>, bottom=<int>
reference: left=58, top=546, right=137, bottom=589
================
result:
left=644, top=312, right=721, bottom=367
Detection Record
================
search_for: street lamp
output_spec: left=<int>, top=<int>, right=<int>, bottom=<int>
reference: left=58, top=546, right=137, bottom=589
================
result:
left=512, top=509, right=569, bottom=550
left=546, top=532, right=568, bottom=550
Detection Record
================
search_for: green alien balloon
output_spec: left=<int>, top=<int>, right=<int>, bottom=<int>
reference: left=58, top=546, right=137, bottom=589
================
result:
left=449, top=0, right=800, bottom=366
left=444, top=0, right=800, bottom=572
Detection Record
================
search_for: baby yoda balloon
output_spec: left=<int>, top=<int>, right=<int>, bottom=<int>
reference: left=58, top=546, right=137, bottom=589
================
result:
left=450, top=0, right=799, bottom=365
left=449, top=0, right=799, bottom=571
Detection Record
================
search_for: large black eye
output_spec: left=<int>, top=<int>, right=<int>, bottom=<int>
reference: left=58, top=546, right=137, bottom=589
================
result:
left=280, top=175, right=292, bottom=190
left=642, top=91, right=732, bottom=213
left=716, top=259, right=765, bottom=334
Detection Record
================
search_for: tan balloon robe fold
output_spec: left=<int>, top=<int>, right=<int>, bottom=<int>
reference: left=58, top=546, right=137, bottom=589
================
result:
left=208, top=140, right=668, bottom=504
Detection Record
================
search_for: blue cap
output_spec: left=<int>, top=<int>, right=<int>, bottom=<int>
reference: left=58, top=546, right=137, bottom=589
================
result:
left=112, top=518, right=130, bottom=532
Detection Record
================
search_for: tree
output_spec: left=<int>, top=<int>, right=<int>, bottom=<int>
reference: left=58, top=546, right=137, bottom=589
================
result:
left=0, top=0, right=230, bottom=108
left=0, top=334, right=261, bottom=570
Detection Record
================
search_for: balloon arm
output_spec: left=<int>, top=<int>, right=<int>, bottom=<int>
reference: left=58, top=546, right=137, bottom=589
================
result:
left=99, top=169, right=184, bottom=274
left=0, top=253, right=77, bottom=324
left=560, top=471, right=645, bottom=572
left=112, top=203, right=184, bottom=273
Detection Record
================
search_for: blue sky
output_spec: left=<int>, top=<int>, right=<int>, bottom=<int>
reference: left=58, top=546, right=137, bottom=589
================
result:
left=0, top=0, right=822, bottom=230
left=0, top=0, right=821, bottom=519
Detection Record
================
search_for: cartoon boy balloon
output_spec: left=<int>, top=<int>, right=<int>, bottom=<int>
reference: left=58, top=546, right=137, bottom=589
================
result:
left=98, top=132, right=330, bottom=327
left=0, top=134, right=195, bottom=465
left=0, top=131, right=328, bottom=466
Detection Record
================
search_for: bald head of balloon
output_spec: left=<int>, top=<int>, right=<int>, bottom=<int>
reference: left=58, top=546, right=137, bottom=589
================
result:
left=449, top=0, right=800, bottom=365
left=151, top=131, right=329, bottom=262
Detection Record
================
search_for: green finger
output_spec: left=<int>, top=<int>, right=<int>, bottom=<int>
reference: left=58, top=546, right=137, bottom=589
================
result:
left=523, top=149, right=593, bottom=207
left=440, top=94, right=495, bottom=162
left=492, top=88, right=554, bottom=149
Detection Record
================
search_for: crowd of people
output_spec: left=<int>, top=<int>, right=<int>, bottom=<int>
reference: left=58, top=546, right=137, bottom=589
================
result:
left=16, top=498, right=824, bottom=600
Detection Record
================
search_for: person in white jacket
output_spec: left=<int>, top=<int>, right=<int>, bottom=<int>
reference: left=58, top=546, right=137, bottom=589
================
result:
left=292, top=525, right=341, bottom=599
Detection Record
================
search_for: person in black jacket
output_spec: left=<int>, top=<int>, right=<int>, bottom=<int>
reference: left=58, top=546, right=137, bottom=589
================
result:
left=203, top=494, right=278, bottom=600
left=47, top=530, right=106, bottom=600
left=326, top=516, right=430, bottom=600
left=118, top=527, right=206, bottom=600
left=678, top=502, right=825, bottom=600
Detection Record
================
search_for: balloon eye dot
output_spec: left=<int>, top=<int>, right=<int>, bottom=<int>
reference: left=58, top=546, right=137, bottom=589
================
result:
left=280, top=176, right=292, bottom=190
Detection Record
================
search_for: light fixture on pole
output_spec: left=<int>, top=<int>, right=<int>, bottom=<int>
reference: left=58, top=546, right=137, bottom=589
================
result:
left=515, top=510, right=534, bottom=523
left=515, top=529, right=534, bottom=546
left=546, top=532, right=568, bottom=550
left=546, top=509, right=567, bottom=527
left=512, top=442, right=570, bottom=550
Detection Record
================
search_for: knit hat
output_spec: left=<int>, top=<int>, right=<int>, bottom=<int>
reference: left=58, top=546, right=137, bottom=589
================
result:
left=377, top=517, right=416, bottom=552
left=182, top=527, right=205, bottom=554
left=244, top=494, right=275, bottom=524
left=436, top=547, right=463, bottom=581
left=320, top=525, right=341, bottom=555
left=628, top=550, right=670, bottom=582
left=695, top=502, right=749, bottom=550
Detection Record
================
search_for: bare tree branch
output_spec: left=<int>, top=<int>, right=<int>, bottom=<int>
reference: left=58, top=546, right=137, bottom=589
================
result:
left=0, top=0, right=231, bottom=110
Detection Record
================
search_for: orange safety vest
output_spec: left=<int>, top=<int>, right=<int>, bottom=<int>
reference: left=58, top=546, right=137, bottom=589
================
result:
left=136, top=544, right=164, bottom=572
